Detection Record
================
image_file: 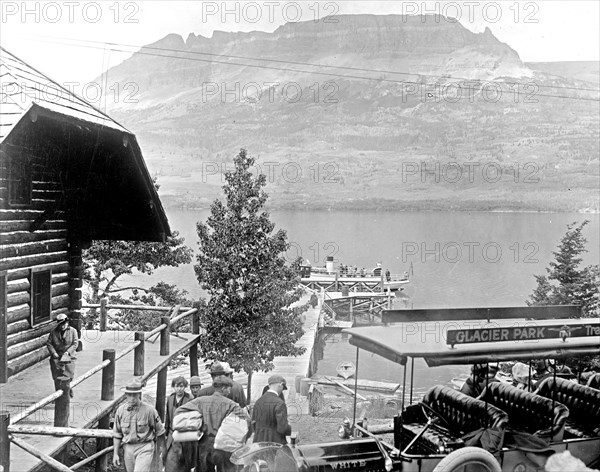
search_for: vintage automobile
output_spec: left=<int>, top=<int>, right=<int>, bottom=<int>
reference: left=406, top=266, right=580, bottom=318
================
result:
left=232, top=306, right=600, bottom=472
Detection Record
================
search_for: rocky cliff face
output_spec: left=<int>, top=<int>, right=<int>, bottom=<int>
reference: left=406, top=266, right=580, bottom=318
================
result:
left=98, top=15, right=598, bottom=212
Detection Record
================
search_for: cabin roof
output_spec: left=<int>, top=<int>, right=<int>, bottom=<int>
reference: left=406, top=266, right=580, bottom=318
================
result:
left=343, top=318, right=600, bottom=367
left=0, top=47, right=170, bottom=242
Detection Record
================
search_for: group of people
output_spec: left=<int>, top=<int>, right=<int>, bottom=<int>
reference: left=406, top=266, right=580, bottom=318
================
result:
left=338, top=262, right=392, bottom=280
left=459, top=359, right=597, bottom=399
left=111, top=361, right=292, bottom=472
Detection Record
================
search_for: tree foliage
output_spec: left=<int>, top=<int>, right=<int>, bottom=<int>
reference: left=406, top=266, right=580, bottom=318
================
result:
left=528, top=220, right=600, bottom=370
left=82, top=232, right=193, bottom=328
left=195, top=149, right=307, bottom=399
left=528, top=220, right=599, bottom=316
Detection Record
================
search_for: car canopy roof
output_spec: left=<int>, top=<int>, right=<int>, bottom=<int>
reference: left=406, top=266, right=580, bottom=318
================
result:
left=343, top=317, right=600, bottom=367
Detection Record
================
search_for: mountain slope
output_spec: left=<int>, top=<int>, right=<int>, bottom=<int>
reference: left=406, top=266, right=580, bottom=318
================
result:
left=100, top=15, right=599, bottom=212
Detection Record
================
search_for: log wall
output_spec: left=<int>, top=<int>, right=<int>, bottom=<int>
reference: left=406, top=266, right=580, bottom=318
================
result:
left=1, top=147, right=74, bottom=379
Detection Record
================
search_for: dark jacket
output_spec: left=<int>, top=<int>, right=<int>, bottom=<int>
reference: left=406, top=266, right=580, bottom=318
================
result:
left=252, top=391, right=291, bottom=444
left=165, top=392, right=192, bottom=447
left=198, top=380, right=247, bottom=407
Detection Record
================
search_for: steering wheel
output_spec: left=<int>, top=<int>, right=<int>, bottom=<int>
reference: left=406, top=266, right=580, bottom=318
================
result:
left=420, top=402, right=451, bottom=430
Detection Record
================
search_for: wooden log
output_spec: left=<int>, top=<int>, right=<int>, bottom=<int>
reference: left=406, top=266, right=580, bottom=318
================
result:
left=10, top=435, right=75, bottom=472
left=170, top=308, right=197, bottom=326
left=93, top=417, right=112, bottom=472
left=0, top=220, right=66, bottom=233
left=0, top=229, right=67, bottom=245
left=101, top=350, right=115, bottom=401
left=52, top=294, right=70, bottom=310
left=54, top=383, right=70, bottom=427
left=99, top=298, right=107, bottom=332
left=0, top=239, right=68, bottom=259
left=160, top=316, right=170, bottom=356
left=82, top=304, right=181, bottom=312
left=7, top=335, right=48, bottom=361
left=7, top=261, right=69, bottom=281
left=51, top=282, right=70, bottom=298
left=156, top=366, right=167, bottom=421
left=7, top=321, right=54, bottom=348
left=7, top=292, right=30, bottom=307
left=7, top=318, right=29, bottom=336
left=7, top=424, right=114, bottom=438
left=1, top=274, right=7, bottom=384
left=0, top=411, right=9, bottom=472
left=0, top=251, right=68, bottom=272
left=134, top=332, right=144, bottom=376
left=7, top=345, right=49, bottom=377
left=190, top=309, right=199, bottom=376
left=324, top=376, right=367, bottom=401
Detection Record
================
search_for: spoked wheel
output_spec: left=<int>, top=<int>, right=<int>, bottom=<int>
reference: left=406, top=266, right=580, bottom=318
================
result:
left=432, top=447, right=502, bottom=472
left=420, top=402, right=451, bottom=430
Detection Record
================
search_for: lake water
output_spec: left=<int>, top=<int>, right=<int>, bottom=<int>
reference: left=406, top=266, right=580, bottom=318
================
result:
left=130, top=210, right=599, bottom=393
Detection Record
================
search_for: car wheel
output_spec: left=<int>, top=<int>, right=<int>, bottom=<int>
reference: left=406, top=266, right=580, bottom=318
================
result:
left=432, top=447, right=501, bottom=472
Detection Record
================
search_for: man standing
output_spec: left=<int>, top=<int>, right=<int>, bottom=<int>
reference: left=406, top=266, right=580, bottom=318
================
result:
left=165, top=376, right=193, bottom=467
left=189, top=376, right=203, bottom=398
left=46, top=313, right=78, bottom=395
left=113, top=379, right=166, bottom=472
left=197, top=361, right=247, bottom=407
left=252, top=375, right=292, bottom=444
left=175, top=376, right=245, bottom=472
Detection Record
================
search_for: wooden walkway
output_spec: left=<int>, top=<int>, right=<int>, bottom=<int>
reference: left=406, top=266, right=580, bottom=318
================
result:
left=0, top=330, right=196, bottom=472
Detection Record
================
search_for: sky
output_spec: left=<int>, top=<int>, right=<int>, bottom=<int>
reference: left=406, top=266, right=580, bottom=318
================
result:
left=1, top=1, right=599, bottom=85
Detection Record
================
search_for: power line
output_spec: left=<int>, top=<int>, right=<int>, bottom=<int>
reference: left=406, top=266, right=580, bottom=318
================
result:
left=19, top=35, right=600, bottom=103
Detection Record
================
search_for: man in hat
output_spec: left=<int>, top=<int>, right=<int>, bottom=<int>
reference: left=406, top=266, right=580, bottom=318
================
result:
left=165, top=376, right=193, bottom=461
left=113, top=379, right=166, bottom=472
left=46, top=313, right=78, bottom=395
left=251, top=375, right=292, bottom=444
left=461, top=363, right=500, bottom=397
left=189, top=376, right=203, bottom=398
left=197, top=361, right=247, bottom=407
left=171, top=376, right=246, bottom=472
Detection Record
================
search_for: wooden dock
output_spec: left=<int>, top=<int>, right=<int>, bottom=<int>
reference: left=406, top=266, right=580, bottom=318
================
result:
left=0, top=329, right=197, bottom=472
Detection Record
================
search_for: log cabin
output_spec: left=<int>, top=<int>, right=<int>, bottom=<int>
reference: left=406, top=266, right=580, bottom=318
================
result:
left=0, top=47, right=170, bottom=383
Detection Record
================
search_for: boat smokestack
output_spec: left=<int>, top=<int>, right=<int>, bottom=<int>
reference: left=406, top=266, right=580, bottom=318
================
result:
left=326, top=256, right=334, bottom=274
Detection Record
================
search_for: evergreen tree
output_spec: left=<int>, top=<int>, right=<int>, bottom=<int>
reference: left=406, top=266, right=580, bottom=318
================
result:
left=528, top=220, right=599, bottom=371
left=528, top=220, right=599, bottom=317
left=195, top=149, right=307, bottom=399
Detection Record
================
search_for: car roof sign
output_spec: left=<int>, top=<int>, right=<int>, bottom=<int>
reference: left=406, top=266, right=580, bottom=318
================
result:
left=343, top=317, right=600, bottom=367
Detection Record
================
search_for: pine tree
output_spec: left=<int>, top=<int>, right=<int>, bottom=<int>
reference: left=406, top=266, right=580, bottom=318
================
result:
left=195, top=149, right=307, bottom=399
left=528, top=220, right=599, bottom=317
left=528, top=220, right=599, bottom=371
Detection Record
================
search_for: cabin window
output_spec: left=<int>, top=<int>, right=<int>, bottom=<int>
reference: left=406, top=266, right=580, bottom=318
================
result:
left=8, top=154, right=32, bottom=206
left=31, top=269, right=52, bottom=325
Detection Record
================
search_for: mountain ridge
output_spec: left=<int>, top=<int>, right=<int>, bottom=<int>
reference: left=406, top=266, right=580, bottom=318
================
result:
left=98, top=14, right=598, bottom=212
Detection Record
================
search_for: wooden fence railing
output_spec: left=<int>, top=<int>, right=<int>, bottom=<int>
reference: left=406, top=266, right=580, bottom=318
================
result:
left=0, top=302, right=201, bottom=472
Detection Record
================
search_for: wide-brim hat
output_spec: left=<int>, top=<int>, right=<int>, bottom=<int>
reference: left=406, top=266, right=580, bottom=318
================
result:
left=189, top=376, right=202, bottom=387
left=121, top=379, right=144, bottom=394
left=210, top=361, right=233, bottom=375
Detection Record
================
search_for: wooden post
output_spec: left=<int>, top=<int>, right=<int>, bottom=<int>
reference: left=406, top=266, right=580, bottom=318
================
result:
left=334, top=272, right=339, bottom=291
left=1, top=411, right=9, bottom=472
left=387, top=288, right=392, bottom=309
left=54, top=384, right=70, bottom=427
left=189, top=311, right=199, bottom=377
left=95, top=415, right=110, bottom=472
left=101, top=349, right=115, bottom=401
left=134, top=332, right=145, bottom=376
left=0, top=272, right=7, bottom=384
left=156, top=366, right=167, bottom=421
left=99, top=298, right=107, bottom=332
left=160, top=317, right=170, bottom=356
left=380, top=270, right=384, bottom=292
